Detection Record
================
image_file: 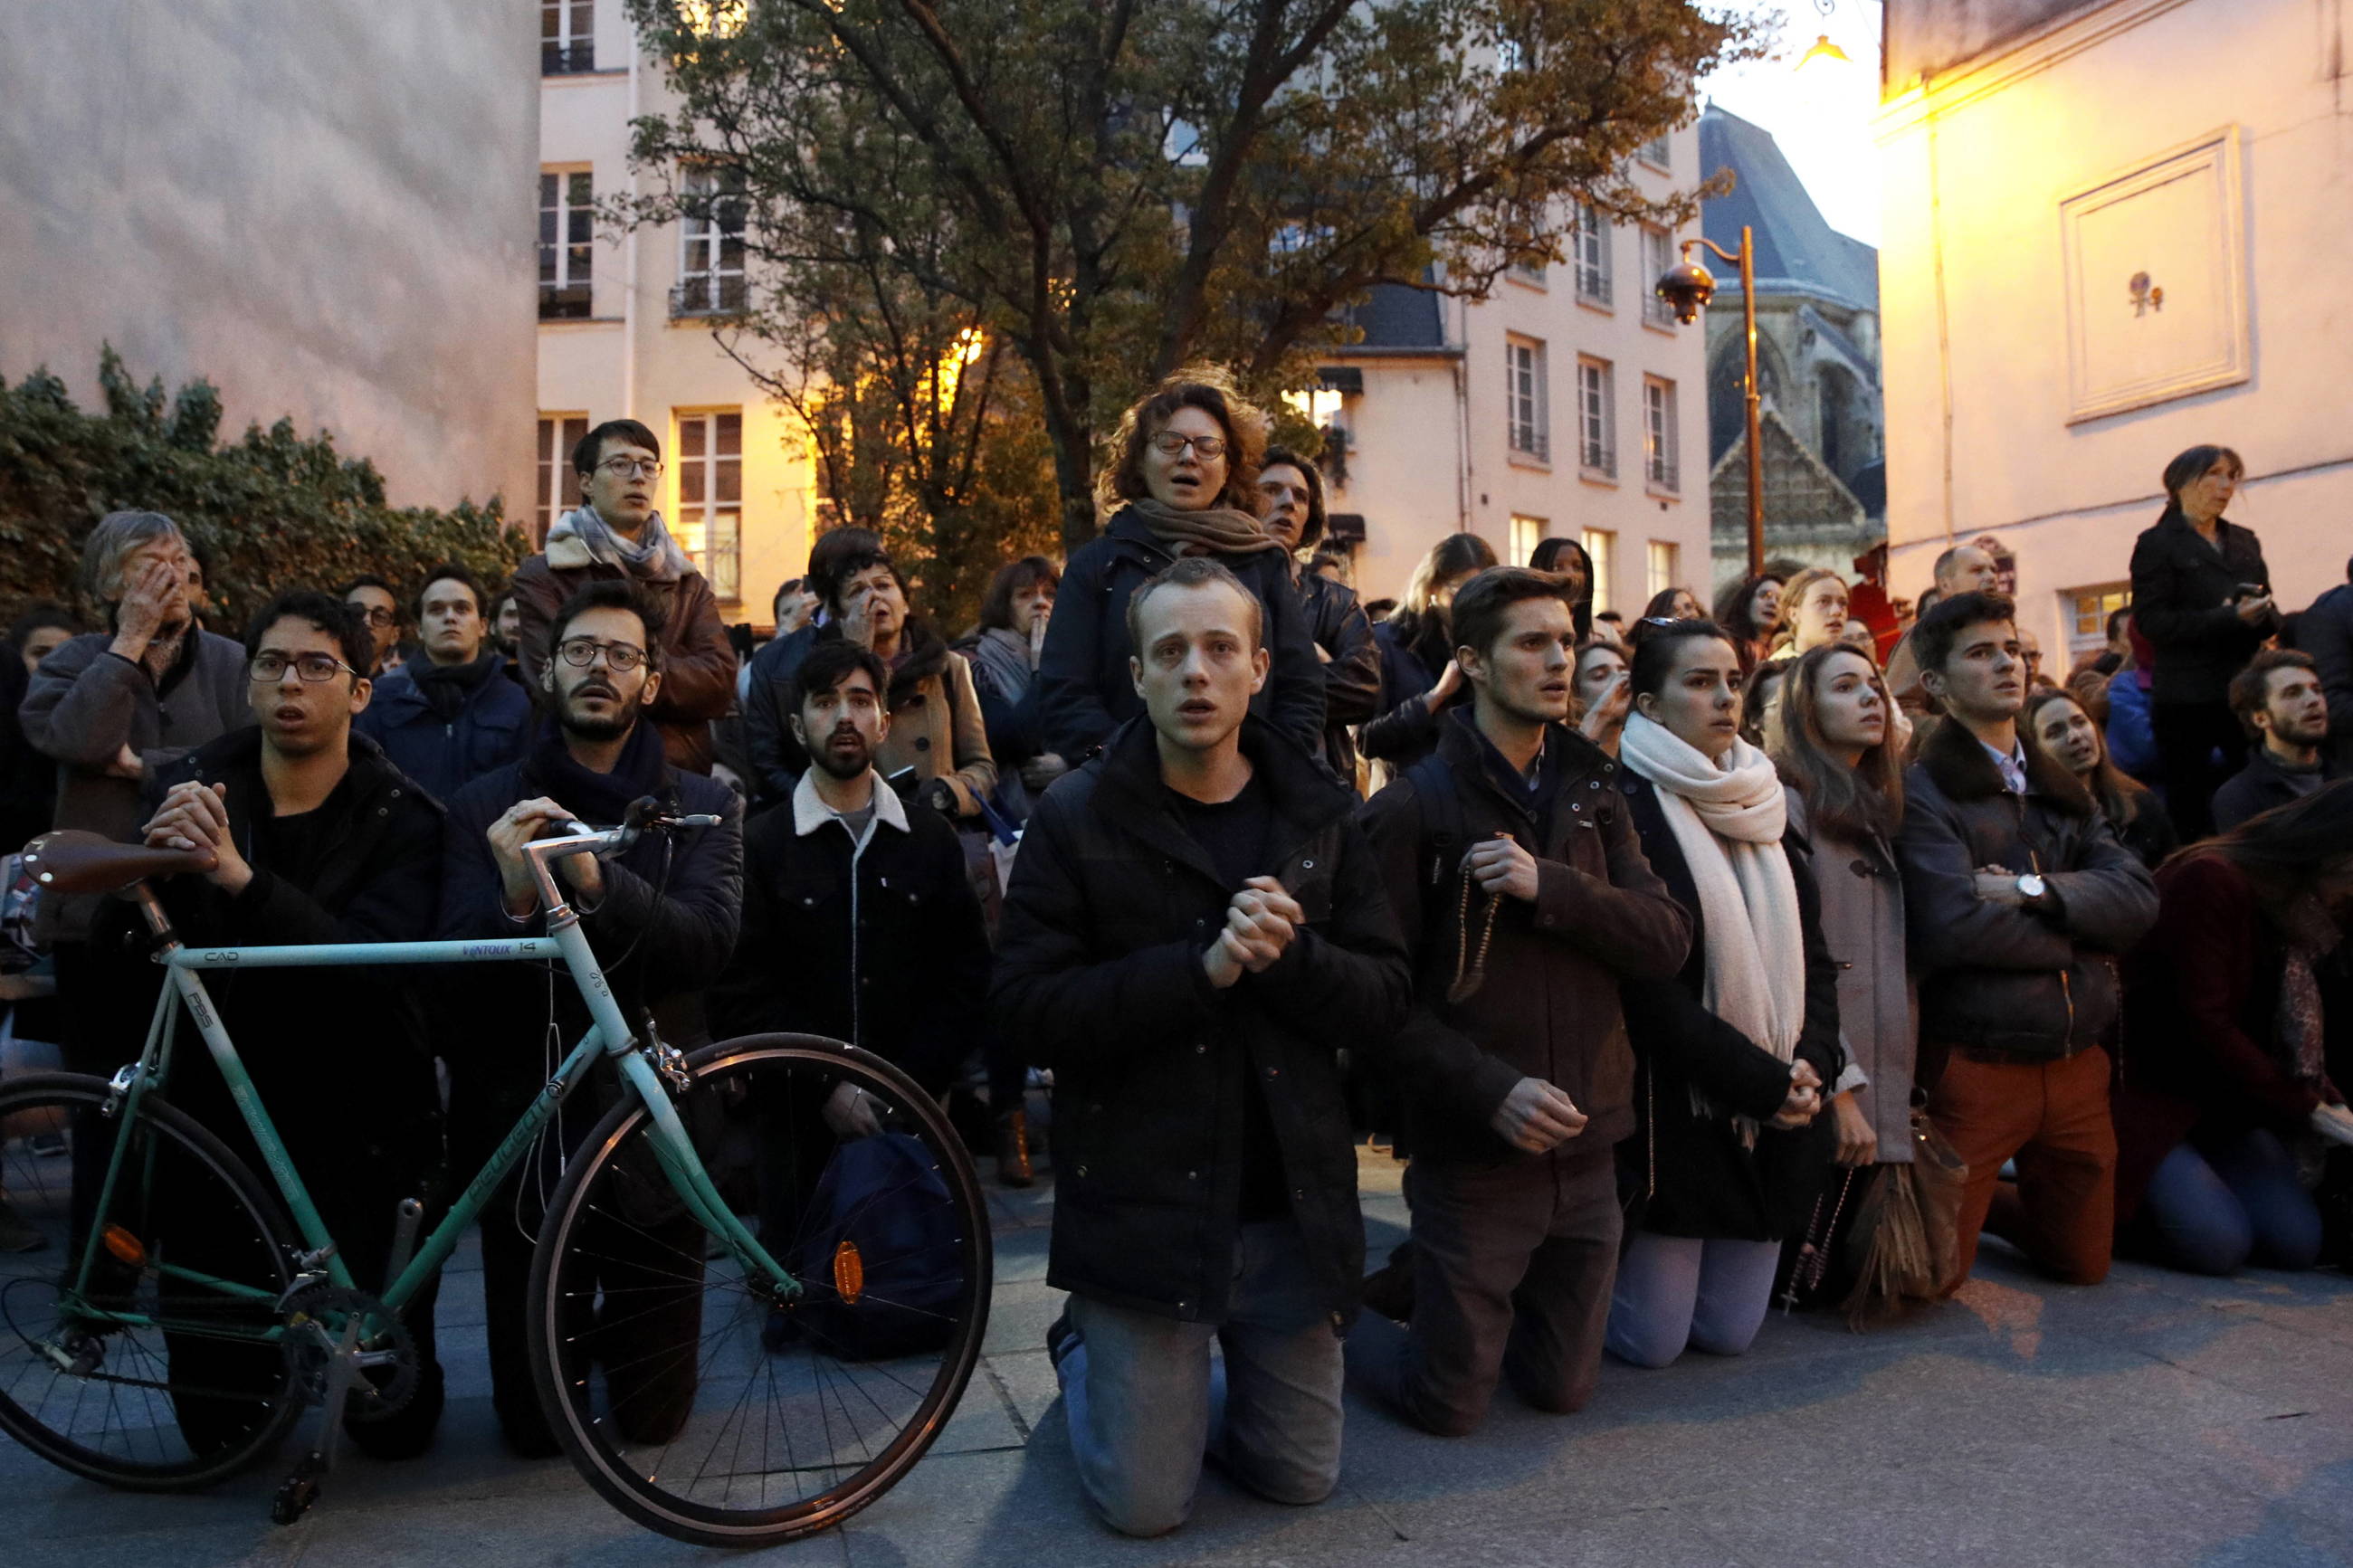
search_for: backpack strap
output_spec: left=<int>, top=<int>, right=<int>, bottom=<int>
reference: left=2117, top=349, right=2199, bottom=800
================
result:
left=1405, top=752, right=1465, bottom=891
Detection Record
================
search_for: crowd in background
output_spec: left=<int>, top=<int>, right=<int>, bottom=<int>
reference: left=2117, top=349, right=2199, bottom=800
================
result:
left=2, top=374, right=2351, bottom=1538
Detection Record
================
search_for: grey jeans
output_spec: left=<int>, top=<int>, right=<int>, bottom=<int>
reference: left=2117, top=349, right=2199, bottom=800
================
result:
left=1056, top=1218, right=1344, bottom=1537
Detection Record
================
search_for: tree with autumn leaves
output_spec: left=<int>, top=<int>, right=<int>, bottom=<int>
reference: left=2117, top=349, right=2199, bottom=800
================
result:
left=622, top=0, right=1764, bottom=617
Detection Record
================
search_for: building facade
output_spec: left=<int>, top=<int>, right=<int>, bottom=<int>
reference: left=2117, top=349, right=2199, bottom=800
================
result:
left=538, top=0, right=814, bottom=624
left=1314, top=127, right=1715, bottom=619
left=1876, top=0, right=2353, bottom=662
left=1698, top=106, right=1884, bottom=585
left=1, top=0, right=540, bottom=514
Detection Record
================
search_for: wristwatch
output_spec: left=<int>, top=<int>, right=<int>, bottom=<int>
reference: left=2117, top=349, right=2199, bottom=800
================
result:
left=2015, top=872, right=2047, bottom=902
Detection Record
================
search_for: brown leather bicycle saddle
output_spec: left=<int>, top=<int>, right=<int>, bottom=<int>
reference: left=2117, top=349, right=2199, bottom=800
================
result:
left=21, top=830, right=215, bottom=895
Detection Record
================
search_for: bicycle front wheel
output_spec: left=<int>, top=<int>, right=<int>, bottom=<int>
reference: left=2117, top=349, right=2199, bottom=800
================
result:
left=0, top=1072, right=303, bottom=1490
left=528, top=1035, right=992, bottom=1547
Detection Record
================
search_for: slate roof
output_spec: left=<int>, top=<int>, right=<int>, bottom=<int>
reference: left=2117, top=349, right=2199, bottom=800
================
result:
left=1699, top=105, right=1879, bottom=310
left=1338, top=281, right=1449, bottom=351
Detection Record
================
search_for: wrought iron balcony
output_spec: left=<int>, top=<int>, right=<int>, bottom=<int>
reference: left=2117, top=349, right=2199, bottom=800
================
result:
left=671, top=274, right=748, bottom=318
left=538, top=282, right=592, bottom=320
left=542, top=41, right=596, bottom=75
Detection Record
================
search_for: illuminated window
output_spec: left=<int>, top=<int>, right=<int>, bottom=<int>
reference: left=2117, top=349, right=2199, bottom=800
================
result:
left=538, top=169, right=594, bottom=318
left=2067, top=583, right=2132, bottom=658
left=535, top=414, right=588, bottom=543
left=1510, top=514, right=1548, bottom=567
left=1582, top=528, right=1617, bottom=616
left=675, top=411, right=743, bottom=602
left=1647, top=540, right=1680, bottom=600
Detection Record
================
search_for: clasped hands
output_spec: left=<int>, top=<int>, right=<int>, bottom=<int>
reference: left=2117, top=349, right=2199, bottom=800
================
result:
left=1202, top=875, right=1305, bottom=989
left=140, top=781, right=245, bottom=893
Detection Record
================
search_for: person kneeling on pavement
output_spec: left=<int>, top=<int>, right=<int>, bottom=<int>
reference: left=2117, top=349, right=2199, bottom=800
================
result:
left=991, top=557, right=1409, bottom=1538
left=438, top=580, right=742, bottom=1459
left=1351, top=567, right=1691, bottom=1433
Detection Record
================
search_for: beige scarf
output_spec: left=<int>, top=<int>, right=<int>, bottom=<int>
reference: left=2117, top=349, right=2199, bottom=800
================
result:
left=1126, top=498, right=1277, bottom=556
left=1622, top=712, right=1806, bottom=1128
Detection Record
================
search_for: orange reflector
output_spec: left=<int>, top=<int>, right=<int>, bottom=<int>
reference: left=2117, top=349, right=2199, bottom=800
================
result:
left=832, top=1240, right=864, bottom=1305
left=101, top=1225, right=146, bottom=1267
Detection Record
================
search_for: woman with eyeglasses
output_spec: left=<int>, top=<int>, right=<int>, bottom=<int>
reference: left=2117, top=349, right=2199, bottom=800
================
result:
left=1034, top=371, right=1327, bottom=764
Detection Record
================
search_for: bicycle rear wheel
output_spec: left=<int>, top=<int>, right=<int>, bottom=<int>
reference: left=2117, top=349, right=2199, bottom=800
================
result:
left=528, top=1035, right=992, bottom=1547
left=0, top=1073, right=302, bottom=1489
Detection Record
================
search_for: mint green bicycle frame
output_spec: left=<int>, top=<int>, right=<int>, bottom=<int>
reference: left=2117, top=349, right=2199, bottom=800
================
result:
left=72, top=879, right=798, bottom=1338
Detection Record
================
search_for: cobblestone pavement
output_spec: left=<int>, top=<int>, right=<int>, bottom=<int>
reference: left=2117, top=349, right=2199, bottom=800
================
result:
left=7, top=1148, right=2353, bottom=1567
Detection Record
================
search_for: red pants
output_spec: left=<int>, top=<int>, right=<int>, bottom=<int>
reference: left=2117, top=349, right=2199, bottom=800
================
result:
left=1930, top=1046, right=2117, bottom=1292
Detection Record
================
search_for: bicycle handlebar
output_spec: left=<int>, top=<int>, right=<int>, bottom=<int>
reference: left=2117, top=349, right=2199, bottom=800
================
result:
left=522, top=798, right=722, bottom=914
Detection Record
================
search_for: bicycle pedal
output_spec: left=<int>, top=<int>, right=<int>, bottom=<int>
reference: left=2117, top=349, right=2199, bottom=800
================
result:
left=271, top=1453, right=326, bottom=1525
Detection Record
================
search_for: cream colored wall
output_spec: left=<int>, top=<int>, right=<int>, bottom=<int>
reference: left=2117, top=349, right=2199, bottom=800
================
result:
left=537, top=7, right=815, bottom=625
left=0, top=0, right=540, bottom=515
left=1876, top=0, right=2353, bottom=655
left=1329, top=125, right=1713, bottom=616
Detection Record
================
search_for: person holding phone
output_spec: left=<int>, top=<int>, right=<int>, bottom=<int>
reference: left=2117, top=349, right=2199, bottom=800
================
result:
left=2128, top=444, right=2281, bottom=838
left=1605, top=619, right=1843, bottom=1369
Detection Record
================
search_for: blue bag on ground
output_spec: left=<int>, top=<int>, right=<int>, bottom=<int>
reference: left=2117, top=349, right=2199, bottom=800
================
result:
left=789, top=1132, right=964, bottom=1361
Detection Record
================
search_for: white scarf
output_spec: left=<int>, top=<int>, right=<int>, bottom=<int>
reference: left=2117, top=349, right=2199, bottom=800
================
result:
left=1621, top=712, right=1805, bottom=1093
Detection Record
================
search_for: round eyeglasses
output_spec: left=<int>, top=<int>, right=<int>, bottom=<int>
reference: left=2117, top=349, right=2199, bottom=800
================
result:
left=556, top=637, right=650, bottom=672
left=1149, top=432, right=1225, bottom=460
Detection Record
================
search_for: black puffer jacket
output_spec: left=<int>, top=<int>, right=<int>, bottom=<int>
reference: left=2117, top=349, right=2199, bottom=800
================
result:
left=1895, top=717, right=2157, bottom=1060
left=2128, top=508, right=2281, bottom=707
left=1035, top=507, right=1325, bottom=762
left=991, top=716, right=1410, bottom=1325
left=1358, top=712, right=1689, bottom=1166
left=1616, top=774, right=1843, bottom=1241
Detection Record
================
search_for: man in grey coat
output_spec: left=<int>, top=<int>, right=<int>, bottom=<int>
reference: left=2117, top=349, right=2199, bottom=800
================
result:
left=1896, top=592, right=2157, bottom=1296
left=18, top=511, right=248, bottom=1069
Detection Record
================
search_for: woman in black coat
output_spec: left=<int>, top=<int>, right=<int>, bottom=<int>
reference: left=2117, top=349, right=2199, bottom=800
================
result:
left=1605, top=622, right=1842, bottom=1369
left=2128, top=444, right=2282, bottom=839
left=1358, top=532, right=1497, bottom=770
left=1034, top=375, right=1325, bottom=765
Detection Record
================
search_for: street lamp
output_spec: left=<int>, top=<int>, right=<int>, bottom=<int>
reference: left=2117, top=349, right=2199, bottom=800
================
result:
left=1655, top=227, right=1764, bottom=576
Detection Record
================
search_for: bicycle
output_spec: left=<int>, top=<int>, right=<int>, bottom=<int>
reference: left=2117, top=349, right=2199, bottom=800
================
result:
left=0, top=804, right=992, bottom=1546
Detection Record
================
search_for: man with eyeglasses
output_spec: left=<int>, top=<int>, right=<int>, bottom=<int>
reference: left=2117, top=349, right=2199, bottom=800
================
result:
left=116, top=589, right=450, bottom=1461
left=340, top=575, right=408, bottom=677
left=354, top=563, right=533, bottom=803
left=438, top=578, right=743, bottom=1459
left=511, top=418, right=738, bottom=775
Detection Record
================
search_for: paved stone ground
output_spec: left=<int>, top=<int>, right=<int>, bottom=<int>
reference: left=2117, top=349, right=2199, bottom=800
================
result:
left=8, top=1148, right=2353, bottom=1568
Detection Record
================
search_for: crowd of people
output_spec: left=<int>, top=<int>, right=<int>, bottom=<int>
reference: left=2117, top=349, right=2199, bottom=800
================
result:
left=1, top=378, right=2350, bottom=1536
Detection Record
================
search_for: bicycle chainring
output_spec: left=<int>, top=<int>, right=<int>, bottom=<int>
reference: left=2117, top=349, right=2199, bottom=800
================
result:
left=279, top=1284, right=419, bottom=1424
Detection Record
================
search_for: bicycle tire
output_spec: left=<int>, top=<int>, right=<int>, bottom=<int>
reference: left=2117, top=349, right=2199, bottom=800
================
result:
left=0, top=1072, right=304, bottom=1490
left=527, top=1034, right=993, bottom=1547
